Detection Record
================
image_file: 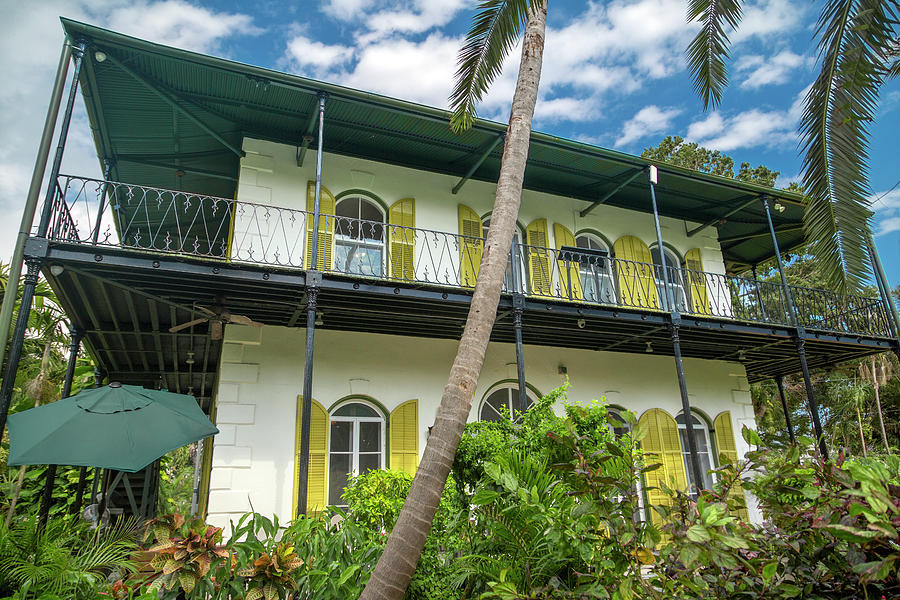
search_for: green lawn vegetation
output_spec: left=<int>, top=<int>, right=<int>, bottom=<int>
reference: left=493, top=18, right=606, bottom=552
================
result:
left=2, top=385, right=898, bottom=599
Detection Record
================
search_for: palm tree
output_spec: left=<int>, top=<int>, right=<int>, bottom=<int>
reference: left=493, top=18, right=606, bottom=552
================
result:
left=359, top=2, right=548, bottom=599
left=686, top=0, right=899, bottom=294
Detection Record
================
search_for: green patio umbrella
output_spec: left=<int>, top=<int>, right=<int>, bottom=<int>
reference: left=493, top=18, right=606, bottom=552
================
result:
left=7, top=383, right=218, bottom=473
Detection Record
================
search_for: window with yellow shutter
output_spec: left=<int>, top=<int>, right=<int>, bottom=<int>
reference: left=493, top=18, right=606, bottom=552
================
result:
left=327, top=401, right=385, bottom=508
left=333, top=196, right=386, bottom=277
left=676, top=411, right=715, bottom=490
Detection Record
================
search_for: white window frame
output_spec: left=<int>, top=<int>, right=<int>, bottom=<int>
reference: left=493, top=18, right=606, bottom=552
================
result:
left=652, top=246, right=688, bottom=311
left=328, top=400, right=386, bottom=507
left=478, top=385, right=535, bottom=422
left=333, top=195, right=386, bottom=277
left=676, top=411, right=715, bottom=491
left=482, top=217, right=526, bottom=293
left=574, top=233, right=616, bottom=304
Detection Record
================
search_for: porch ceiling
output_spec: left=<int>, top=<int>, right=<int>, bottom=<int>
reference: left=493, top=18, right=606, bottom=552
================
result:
left=61, top=18, right=806, bottom=274
left=42, top=244, right=893, bottom=390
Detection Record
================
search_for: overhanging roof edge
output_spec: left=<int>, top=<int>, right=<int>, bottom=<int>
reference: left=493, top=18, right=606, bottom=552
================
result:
left=59, top=17, right=806, bottom=207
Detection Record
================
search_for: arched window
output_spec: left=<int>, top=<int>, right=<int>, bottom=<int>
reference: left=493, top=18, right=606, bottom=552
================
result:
left=606, top=408, right=630, bottom=438
left=479, top=385, right=536, bottom=422
left=675, top=411, right=714, bottom=490
left=482, top=216, right=525, bottom=292
left=651, top=246, right=687, bottom=310
left=575, top=233, right=616, bottom=303
left=334, top=196, right=385, bottom=277
left=328, top=401, right=385, bottom=507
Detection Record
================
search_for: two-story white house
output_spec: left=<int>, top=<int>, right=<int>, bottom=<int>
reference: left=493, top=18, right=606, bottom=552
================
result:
left=8, top=19, right=898, bottom=525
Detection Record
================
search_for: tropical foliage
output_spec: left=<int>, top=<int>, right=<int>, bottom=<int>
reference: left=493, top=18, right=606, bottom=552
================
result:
left=687, top=0, right=899, bottom=294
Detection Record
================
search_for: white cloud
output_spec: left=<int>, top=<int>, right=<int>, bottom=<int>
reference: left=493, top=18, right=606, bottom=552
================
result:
left=284, top=35, right=354, bottom=76
left=736, top=50, right=809, bottom=89
left=360, top=0, right=469, bottom=43
left=731, top=0, right=809, bottom=44
left=321, top=0, right=375, bottom=21
left=616, top=105, right=682, bottom=147
left=105, top=0, right=259, bottom=53
left=871, top=189, right=900, bottom=236
left=685, top=86, right=806, bottom=151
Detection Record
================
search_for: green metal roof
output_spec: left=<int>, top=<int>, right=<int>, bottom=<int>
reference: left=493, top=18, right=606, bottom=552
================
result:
left=61, top=18, right=807, bottom=273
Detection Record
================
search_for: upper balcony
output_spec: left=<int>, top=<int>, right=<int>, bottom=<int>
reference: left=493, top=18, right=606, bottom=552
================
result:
left=47, top=174, right=894, bottom=341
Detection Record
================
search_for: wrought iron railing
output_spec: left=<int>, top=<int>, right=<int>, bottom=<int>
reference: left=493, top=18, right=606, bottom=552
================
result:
left=44, top=175, right=894, bottom=338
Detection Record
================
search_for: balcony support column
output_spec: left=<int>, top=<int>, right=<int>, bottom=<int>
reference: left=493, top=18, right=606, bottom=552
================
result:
left=649, top=167, right=705, bottom=492
left=509, top=242, right=528, bottom=414
left=867, top=232, right=900, bottom=340
left=775, top=376, right=795, bottom=444
left=39, top=327, right=82, bottom=528
left=296, top=91, right=327, bottom=517
left=91, top=159, right=114, bottom=245
left=0, top=39, right=72, bottom=377
left=761, top=196, right=828, bottom=459
left=72, top=368, right=103, bottom=515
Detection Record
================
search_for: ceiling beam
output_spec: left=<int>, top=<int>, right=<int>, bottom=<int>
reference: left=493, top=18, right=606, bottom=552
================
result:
left=579, top=167, right=647, bottom=217
left=102, top=52, right=245, bottom=159
left=686, top=195, right=760, bottom=237
left=116, top=157, right=237, bottom=181
left=719, top=225, right=804, bottom=249
left=296, top=108, right=320, bottom=167
left=451, top=134, right=504, bottom=194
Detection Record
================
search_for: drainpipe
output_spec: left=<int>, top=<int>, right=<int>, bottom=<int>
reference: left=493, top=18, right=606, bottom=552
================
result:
left=0, top=42, right=87, bottom=441
left=761, top=196, right=827, bottom=459
left=296, top=92, right=327, bottom=517
left=509, top=242, right=528, bottom=415
left=0, top=40, right=72, bottom=382
left=648, top=166, right=705, bottom=492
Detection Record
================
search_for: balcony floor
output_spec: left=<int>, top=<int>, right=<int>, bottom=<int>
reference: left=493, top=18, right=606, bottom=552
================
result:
left=35, top=241, right=897, bottom=407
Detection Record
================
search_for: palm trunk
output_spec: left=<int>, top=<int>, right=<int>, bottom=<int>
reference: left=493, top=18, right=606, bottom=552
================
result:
left=358, top=4, right=548, bottom=599
left=871, top=357, right=891, bottom=454
left=5, top=338, right=52, bottom=525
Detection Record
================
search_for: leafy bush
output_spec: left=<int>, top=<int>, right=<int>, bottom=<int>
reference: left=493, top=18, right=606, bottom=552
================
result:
left=0, top=515, right=139, bottom=600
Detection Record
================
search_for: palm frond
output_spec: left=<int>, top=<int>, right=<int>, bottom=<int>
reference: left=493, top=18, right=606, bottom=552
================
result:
left=685, top=0, right=744, bottom=109
left=799, top=0, right=899, bottom=293
left=450, top=0, right=542, bottom=133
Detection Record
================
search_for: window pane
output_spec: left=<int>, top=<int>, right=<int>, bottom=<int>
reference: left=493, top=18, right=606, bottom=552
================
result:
left=328, top=453, right=352, bottom=506
left=330, top=421, right=353, bottom=452
left=485, top=389, right=510, bottom=418
left=359, top=453, right=380, bottom=473
left=359, top=421, right=381, bottom=452
left=359, top=199, right=382, bottom=223
left=333, top=403, right=379, bottom=418
left=479, top=402, right=503, bottom=422
left=335, top=197, right=360, bottom=219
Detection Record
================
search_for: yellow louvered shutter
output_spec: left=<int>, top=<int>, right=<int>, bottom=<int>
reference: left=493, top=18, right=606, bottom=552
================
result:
left=388, top=198, right=415, bottom=281
left=639, top=408, right=688, bottom=533
left=684, top=248, right=711, bottom=315
left=305, top=182, right=335, bottom=271
left=458, top=204, right=483, bottom=287
left=713, top=412, right=750, bottom=522
left=293, top=397, right=329, bottom=516
left=389, top=399, right=419, bottom=475
left=525, top=218, right=551, bottom=296
left=553, top=223, right=583, bottom=301
left=613, top=235, right=660, bottom=309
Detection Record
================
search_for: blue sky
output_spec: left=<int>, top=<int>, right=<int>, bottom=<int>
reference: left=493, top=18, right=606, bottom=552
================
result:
left=1, top=0, right=898, bottom=286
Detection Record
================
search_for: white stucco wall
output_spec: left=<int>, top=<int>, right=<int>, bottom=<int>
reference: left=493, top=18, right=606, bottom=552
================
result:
left=206, top=324, right=760, bottom=528
left=233, top=137, right=726, bottom=278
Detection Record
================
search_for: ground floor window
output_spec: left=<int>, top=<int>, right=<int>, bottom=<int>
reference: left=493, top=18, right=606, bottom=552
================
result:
left=676, top=411, right=715, bottom=490
left=328, top=401, right=385, bottom=507
left=479, top=385, right=536, bottom=422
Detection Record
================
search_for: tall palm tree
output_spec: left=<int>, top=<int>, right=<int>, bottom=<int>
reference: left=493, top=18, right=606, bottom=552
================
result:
left=686, top=0, right=900, bottom=294
left=359, top=1, right=548, bottom=599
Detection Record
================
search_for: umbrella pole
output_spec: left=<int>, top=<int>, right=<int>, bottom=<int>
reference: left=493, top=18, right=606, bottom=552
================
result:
left=38, top=327, right=81, bottom=528
left=72, top=368, right=102, bottom=515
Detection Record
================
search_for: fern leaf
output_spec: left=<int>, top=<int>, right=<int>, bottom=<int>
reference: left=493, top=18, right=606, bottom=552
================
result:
left=685, top=0, right=744, bottom=109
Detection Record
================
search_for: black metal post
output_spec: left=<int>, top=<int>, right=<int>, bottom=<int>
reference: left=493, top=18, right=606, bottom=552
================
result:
left=867, top=233, right=900, bottom=338
left=750, top=265, right=768, bottom=321
left=91, top=159, right=113, bottom=245
left=649, top=169, right=705, bottom=492
left=509, top=243, right=528, bottom=414
left=761, top=196, right=828, bottom=459
left=0, top=42, right=85, bottom=441
left=72, top=367, right=102, bottom=514
left=39, top=327, right=82, bottom=527
left=296, top=92, right=326, bottom=517
left=775, top=376, right=795, bottom=444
